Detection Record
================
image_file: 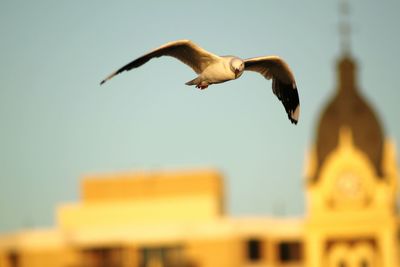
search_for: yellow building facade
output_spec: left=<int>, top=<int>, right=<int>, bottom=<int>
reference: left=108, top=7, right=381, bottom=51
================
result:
left=0, top=169, right=304, bottom=267
left=304, top=54, right=400, bottom=267
left=0, top=42, right=399, bottom=267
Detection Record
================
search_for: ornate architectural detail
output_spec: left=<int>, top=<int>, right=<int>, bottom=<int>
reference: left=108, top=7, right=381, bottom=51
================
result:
left=304, top=3, right=399, bottom=266
left=313, top=56, right=385, bottom=182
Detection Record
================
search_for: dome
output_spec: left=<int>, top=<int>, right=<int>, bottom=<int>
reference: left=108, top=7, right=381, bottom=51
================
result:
left=313, top=56, right=384, bottom=181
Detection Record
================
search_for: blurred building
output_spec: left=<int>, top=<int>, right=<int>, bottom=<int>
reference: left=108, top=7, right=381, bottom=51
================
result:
left=0, top=169, right=304, bottom=267
left=303, top=52, right=399, bottom=266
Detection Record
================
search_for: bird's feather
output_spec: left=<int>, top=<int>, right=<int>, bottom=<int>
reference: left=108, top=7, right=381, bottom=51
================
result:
left=244, top=56, right=300, bottom=124
left=100, top=40, right=221, bottom=85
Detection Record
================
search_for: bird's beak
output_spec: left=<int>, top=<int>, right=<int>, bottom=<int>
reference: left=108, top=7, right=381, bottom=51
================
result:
left=234, top=69, right=240, bottom=78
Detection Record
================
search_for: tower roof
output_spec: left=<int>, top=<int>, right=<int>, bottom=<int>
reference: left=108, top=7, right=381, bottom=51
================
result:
left=313, top=55, right=384, bottom=181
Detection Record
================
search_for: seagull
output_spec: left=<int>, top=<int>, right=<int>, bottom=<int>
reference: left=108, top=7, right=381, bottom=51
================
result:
left=100, top=40, right=300, bottom=124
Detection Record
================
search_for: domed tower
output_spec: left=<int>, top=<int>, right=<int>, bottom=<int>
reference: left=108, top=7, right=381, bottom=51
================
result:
left=304, top=1, right=399, bottom=267
left=313, top=55, right=385, bottom=181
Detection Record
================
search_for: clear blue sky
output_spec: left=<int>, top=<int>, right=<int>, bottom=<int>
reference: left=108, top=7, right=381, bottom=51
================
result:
left=0, top=1, right=399, bottom=232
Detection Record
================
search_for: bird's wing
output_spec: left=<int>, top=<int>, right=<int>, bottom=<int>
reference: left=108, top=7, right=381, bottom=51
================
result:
left=100, top=40, right=221, bottom=85
left=244, top=56, right=300, bottom=124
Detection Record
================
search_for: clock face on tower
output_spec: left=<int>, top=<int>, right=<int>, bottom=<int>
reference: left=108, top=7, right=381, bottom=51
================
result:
left=335, top=171, right=362, bottom=197
left=331, top=170, right=370, bottom=208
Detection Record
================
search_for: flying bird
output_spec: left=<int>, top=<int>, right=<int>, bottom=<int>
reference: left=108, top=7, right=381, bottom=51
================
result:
left=100, top=40, right=300, bottom=124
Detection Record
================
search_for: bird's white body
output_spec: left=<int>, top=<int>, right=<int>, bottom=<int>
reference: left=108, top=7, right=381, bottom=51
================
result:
left=101, top=40, right=300, bottom=124
left=202, top=57, right=236, bottom=83
left=188, top=56, right=243, bottom=87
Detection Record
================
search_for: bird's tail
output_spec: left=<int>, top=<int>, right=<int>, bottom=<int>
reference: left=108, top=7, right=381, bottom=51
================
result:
left=185, top=77, right=200, bottom=86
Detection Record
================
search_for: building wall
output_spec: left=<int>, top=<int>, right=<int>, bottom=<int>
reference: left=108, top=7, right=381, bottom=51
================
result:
left=305, top=127, right=399, bottom=267
left=0, top=157, right=397, bottom=267
left=57, top=169, right=224, bottom=231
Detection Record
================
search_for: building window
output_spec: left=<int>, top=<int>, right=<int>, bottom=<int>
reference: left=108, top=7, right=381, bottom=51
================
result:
left=7, top=251, right=20, bottom=267
left=81, top=247, right=123, bottom=267
left=278, top=241, right=302, bottom=263
left=360, top=259, right=369, bottom=267
left=140, top=246, right=184, bottom=267
left=246, top=239, right=263, bottom=262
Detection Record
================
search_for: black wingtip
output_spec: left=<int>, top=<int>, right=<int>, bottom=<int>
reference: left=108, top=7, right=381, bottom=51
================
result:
left=100, top=71, right=118, bottom=86
left=290, top=104, right=300, bottom=125
left=287, top=112, right=298, bottom=124
left=289, top=117, right=298, bottom=125
left=273, top=80, right=300, bottom=126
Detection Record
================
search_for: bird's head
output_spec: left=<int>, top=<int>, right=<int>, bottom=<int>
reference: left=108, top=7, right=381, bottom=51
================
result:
left=230, top=58, right=245, bottom=79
